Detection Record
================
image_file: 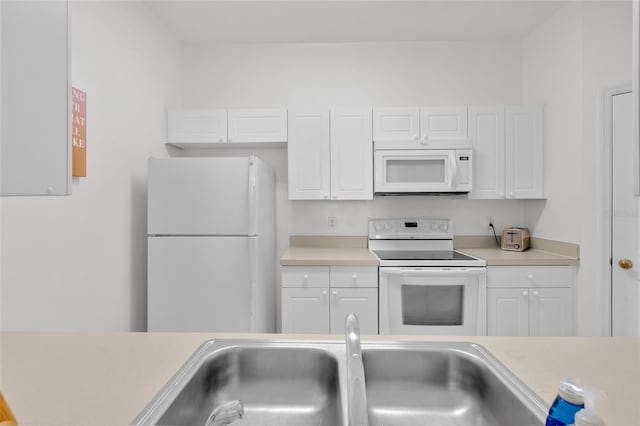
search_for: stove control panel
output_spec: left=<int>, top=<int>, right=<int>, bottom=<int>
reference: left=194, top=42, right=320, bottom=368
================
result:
left=369, top=218, right=453, bottom=239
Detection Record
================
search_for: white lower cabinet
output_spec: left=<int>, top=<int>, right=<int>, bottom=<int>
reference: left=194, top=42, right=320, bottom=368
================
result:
left=281, top=266, right=378, bottom=334
left=487, top=266, right=575, bottom=336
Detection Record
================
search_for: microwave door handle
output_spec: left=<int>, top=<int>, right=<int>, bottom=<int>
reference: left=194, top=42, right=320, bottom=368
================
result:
left=449, top=152, right=458, bottom=191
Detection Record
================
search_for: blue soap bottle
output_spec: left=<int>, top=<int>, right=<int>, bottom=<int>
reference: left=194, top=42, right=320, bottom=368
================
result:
left=546, top=378, right=585, bottom=426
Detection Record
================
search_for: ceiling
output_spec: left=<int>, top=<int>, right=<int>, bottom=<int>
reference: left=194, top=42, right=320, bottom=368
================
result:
left=145, top=1, right=568, bottom=44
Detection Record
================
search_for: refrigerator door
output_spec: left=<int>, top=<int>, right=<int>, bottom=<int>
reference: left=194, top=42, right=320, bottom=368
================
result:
left=148, top=236, right=255, bottom=332
left=148, top=157, right=257, bottom=236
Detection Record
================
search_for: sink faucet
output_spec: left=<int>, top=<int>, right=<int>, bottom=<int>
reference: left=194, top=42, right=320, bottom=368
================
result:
left=345, top=314, right=370, bottom=426
left=205, top=399, right=244, bottom=426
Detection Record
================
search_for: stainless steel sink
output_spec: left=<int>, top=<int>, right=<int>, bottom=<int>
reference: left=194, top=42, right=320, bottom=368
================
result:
left=132, top=340, right=548, bottom=426
left=362, top=343, right=548, bottom=426
left=132, top=341, right=346, bottom=426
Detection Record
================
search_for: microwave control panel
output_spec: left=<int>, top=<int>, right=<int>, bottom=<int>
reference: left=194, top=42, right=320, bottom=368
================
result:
left=455, top=149, right=472, bottom=188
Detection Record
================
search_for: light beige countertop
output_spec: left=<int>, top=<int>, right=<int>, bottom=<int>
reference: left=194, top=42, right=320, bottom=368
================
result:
left=0, top=333, right=638, bottom=426
left=455, top=235, right=580, bottom=266
left=458, top=247, right=579, bottom=266
left=280, top=236, right=379, bottom=266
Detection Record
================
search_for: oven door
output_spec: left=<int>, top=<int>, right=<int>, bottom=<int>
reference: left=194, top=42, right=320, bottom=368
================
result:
left=374, top=149, right=472, bottom=193
left=379, top=267, right=487, bottom=335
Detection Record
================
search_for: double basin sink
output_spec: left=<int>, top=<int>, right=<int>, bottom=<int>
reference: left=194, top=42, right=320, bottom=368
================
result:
left=132, top=336, right=549, bottom=425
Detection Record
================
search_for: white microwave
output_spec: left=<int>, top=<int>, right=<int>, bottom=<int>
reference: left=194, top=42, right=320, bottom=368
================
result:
left=374, top=146, right=473, bottom=194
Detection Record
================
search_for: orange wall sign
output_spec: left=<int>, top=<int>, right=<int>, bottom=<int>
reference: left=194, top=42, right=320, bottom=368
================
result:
left=72, top=87, right=87, bottom=177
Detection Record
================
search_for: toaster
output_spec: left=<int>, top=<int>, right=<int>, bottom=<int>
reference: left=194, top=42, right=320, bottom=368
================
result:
left=501, top=227, right=530, bottom=252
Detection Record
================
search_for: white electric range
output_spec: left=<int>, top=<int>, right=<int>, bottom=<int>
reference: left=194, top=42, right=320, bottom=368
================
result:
left=369, top=218, right=487, bottom=335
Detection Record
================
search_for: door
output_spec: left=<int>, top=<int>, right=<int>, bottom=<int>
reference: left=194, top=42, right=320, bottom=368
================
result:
left=419, top=107, right=468, bottom=146
left=287, top=108, right=331, bottom=200
left=530, top=288, right=573, bottom=336
left=1, top=0, right=71, bottom=195
left=227, top=108, right=287, bottom=143
left=330, top=108, right=373, bottom=200
left=281, top=287, right=330, bottom=333
left=148, top=236, right=253, bottom=332
left=379, top=268, right=482, bottom=335
left=374, top=150, right=455, bottom=193
left=505, top=106, right=544, bottom=199
left=373, top=107, right=420, bottom=142
left=147, top=157, right=252, bottom=235
left=329, top=288, right=378, bottom=335
left=487, top=288, right=529, bottom=336
left=167, top=109, right=227, bottom=144
left=468, top=107, right=506, bottom=199
left=612, top=91, right=640, bottom=335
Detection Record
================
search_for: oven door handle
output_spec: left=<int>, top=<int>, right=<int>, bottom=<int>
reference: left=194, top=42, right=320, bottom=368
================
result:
left=381, top=268, right=485, bottom=277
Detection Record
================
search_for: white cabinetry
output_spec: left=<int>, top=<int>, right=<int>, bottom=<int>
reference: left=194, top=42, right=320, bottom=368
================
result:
left=287, top=109, right=330, bottom=200
left=228, top=109, right=287, bottom=143
left=469, top=106, right=544, bottom=199
left=288, top=108, right=373, bottom=201
left=1, top=0, right=71, bottom=195
left=487, top=266, right=574, bottom=336
left=281, top=266, right=378, bottom=334
left=373, top=107, right=467, bottom=148
left=168, top=109, right=227, bottom=144
left=167, top=108, right=287, bottom=146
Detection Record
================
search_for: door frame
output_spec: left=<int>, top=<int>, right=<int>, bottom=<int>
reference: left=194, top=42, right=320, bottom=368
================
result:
left=600, top=84, right=632, bottom=336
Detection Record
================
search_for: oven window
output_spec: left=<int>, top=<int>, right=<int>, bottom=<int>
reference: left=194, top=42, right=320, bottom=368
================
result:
left=386, top=159, right=445, bottom=183
left=401, top=285, right=464, bottom=326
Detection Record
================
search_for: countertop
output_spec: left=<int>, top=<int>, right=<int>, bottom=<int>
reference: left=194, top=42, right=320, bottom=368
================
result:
left=0, top=333, right=637, bottom=426
left=458, top=247, right=580, bottom=266
left=280, top=246, right=379, bottom=266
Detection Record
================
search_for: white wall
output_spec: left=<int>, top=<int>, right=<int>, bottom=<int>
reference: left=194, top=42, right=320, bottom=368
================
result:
left=178, top=41, right=529, bottom=263
left=523, top=1, right=632, bottom=335
left=0, top=2, right=181, bottom=331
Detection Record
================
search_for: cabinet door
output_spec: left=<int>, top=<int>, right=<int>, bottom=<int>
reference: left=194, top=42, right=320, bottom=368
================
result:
left=487, top=288, right=529, bottom=336
left=330, top=108, right=373, bottom=200
left=281, top=288, right=330, bottom=333
left=420, top=107, right=468, bottom=146
left=372, top=107, right=420, bottom=142
left=329, top=288, right=378, bottom=335
left=228, top=109, right=287, bottom=143
left=287, top=109, right=331, bottom=200
left=167, top=109, right=227, bottom=144
left=1, top=0, right=71, bottom=195
left=468, top=107, right=506, bottom=199
left=529, top=288, right=574, bottom=336
left=505, top=106, right=544, bottom=199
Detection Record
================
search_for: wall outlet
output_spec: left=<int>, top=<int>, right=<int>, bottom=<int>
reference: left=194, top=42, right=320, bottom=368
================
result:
left=328, top=216, right=337, bottom=230
left=487, top=216, right=495, bottom=227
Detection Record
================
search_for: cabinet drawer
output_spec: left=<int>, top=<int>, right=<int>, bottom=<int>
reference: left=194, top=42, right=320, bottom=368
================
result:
left=487, top=266, right=574, bottom=288
left=330, top=266, right=378, bottom=288
left=282, top=266, right=330, bottom=288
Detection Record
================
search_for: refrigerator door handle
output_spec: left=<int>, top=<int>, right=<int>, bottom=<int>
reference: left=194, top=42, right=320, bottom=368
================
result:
left=248, top=158, right=258, bottom=236
left=248, top=237, right=257, bottom=331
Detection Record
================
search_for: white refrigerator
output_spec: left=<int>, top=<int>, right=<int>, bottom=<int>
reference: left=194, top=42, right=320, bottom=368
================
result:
left=147, top=156, right=275, bottom=332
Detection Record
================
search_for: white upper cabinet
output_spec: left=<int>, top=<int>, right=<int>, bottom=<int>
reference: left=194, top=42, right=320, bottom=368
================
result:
left=287, top=108, right=331, bottom=200
left=468, top=107, right=506, bottom=199
left=373, top=106, right=468, bottom=149
left=288, top=108, right=373, bottom=201
left=168, top=109, right=227, bottom=144
left=373, top=107, right=420, bottom=142
left=330, top=108, right=373, bottom=200
left=419, top=106, right=468, bottom=145
left=227, top=108, right=287, bottom=143
left=506, top=106, right=544, bottom=199
left=1, top=0, right=71, bottom=196
left=470, top=106, right=544, bottom=200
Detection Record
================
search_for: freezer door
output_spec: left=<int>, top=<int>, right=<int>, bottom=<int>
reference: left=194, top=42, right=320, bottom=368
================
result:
left=148, top=236, right=255, bottom=332
left=148, top=157, right=254, bottom=235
